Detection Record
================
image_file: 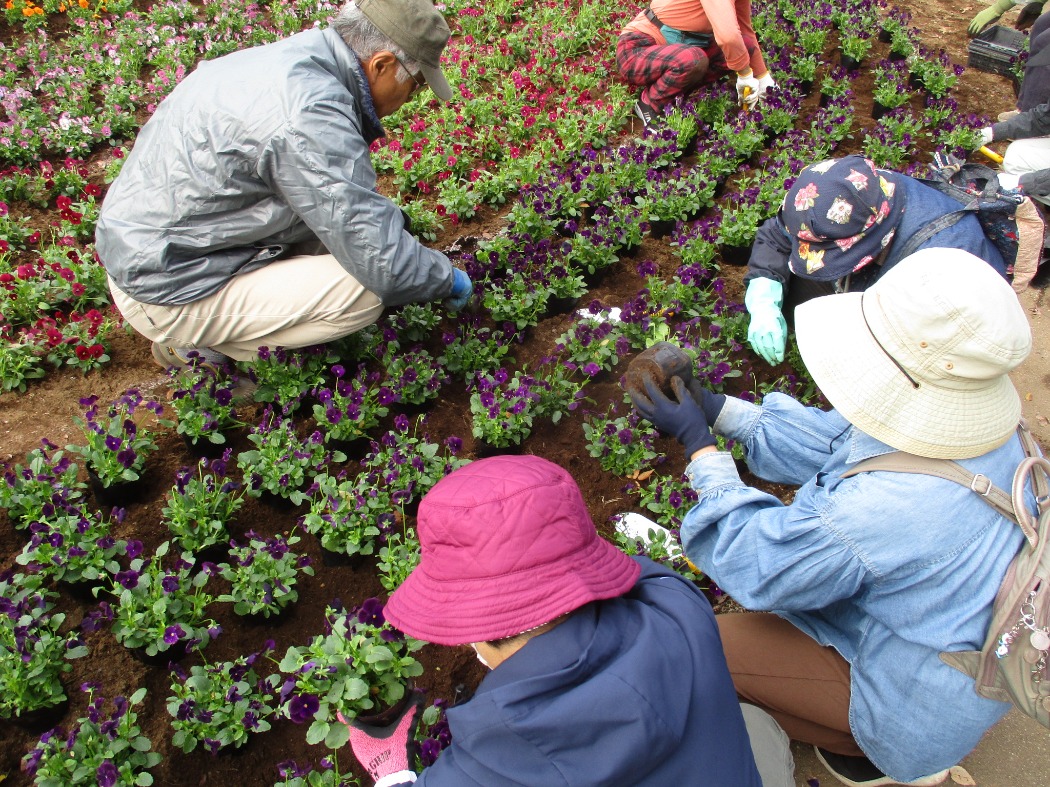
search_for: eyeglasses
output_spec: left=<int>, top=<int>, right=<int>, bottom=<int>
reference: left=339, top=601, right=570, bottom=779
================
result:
left=394, top=54, right=426, bottom=95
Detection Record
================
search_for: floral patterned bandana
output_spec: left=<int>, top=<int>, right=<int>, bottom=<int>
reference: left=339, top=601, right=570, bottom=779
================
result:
left=783, top=155, right=907, bottom=283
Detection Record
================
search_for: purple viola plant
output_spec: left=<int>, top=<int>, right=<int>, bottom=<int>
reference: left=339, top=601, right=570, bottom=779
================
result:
left=108, top=540, right=218, bottom=658
left=15, top=503, right=129, bottom=587
left=217, top=531, right=314, bottom=618
left=67, top=390, right=170, bottom=488
left=166, top=643, right=280, bottom=754
left=275, top=601, right=424, bottom=750
left=21, top=684, right=161, bottom=787
left=0, top=438, right=85, bottom=527
left=0, top=571, right=88, bottom=720
left=311, top=362, right=393, bottom=443
left=162, top=450, right=244, bottom=553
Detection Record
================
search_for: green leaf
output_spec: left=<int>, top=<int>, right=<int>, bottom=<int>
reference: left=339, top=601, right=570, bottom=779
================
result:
left=324, top=721, right=350, bottom=750
left=131, top=687, right=147, bottom=704
left=305, top=719, right=330, bottom=745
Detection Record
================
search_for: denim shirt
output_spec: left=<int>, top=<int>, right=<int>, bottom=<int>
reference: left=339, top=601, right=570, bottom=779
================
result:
left=681, top=393, right=1032, bottom=781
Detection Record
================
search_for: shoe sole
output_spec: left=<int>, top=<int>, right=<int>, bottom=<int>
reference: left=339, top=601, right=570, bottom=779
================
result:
left=814, top=748, right=948, bottom=787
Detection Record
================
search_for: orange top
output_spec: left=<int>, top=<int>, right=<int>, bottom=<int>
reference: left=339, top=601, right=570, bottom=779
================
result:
left=622, top=0, right=767, bottom=75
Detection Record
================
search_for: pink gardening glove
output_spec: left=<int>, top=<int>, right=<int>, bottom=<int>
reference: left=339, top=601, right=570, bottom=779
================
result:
left=340, top=694, right=423, bottom=783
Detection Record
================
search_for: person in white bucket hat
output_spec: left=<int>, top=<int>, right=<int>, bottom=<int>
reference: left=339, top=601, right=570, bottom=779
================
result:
left=628, top=247, right=1040, bottom=786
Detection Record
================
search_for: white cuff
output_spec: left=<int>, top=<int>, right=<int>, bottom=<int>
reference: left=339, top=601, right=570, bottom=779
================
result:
left=375, top=771, right=417, bottom=787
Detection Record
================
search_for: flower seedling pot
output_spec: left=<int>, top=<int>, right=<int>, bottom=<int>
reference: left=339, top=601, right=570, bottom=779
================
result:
left=319, top=542, right=369, bottom=569
left=839, top=53, right=862, bottom=71
left=9, top=695, right=70, bottom=734
left=581, top=267, right=609, bottom=289
left=355, top=686, right=419, bottom=726
left=87, top=469, right=145, bottom=508
left=618, top=242, right=640, bottom=259
left=718, top=242, right=753, bottom=267
left=878, top=27, right=893, bottom=44
left=871, top=101, right=892, bottom=120
left=796, top=79, right=813, bottom=96
left=544, top=295, right=579, bottom=318
left=243, top=605, right=291, bottom=627
left=129, top=640, right=189, bottom=668
left=182, top=432, right=237, bottom=459
left=258, top=490, right=303, bottom=512
left=58, top=578, right=103, bottom=602
left=325, top=434, right=372, bottom=462
left=474, top=440, right=525, bottom=459
left=648, top=219, right=676, bottom=240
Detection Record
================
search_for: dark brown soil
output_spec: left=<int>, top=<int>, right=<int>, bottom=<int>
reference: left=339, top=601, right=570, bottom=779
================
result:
left=0, top=1, right=1035, bottom=785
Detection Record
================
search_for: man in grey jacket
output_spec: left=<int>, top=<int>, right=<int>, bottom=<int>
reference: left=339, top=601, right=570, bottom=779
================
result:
left=97, top=0, right=472, bottom=367
left=980, top=100, right=1050, bottom=205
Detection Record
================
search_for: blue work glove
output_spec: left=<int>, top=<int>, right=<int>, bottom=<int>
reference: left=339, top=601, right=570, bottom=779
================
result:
left=745, top=277, right=788, bottom=365
left=446, top=268, right=473, bottom=311
left=631, top=376, right=717, bottom=457
left=682, top=378, right=727, bottom=428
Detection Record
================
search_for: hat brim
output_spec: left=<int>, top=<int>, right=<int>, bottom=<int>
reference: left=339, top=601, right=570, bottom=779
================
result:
left=420, top=64, right=452, bottom=102
left=795, top=292, right=1021, bottom=459
left=787, top=228, right=889, bottom=282
left=384, top=536, right=641, bottom=645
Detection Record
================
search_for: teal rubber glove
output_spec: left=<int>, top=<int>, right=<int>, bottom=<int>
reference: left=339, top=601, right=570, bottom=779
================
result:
left=745, top=278, right=787, bottom=365
left=968, top=7, right=1001, bottom=35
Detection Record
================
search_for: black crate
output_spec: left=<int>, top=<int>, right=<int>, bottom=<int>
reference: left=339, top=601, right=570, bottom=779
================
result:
left=968, top=25, right=1027, bottom=76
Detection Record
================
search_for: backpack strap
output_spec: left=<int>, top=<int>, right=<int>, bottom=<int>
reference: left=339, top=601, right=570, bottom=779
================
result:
left=895, top=206, right=972, bottom=261
left=840, top=422, right=1043, bottom=545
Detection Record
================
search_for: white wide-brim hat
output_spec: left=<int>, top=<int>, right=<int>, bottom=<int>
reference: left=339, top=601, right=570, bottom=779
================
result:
left=795, top=247, right=1032, bottom=459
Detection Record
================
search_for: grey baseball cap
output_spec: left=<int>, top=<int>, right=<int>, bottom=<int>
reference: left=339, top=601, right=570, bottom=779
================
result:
left=358, top=0, right=453, bottom=101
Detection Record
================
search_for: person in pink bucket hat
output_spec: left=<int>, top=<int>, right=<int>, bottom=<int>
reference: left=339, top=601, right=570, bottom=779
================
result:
left=341, top=454, right=795, bottom=787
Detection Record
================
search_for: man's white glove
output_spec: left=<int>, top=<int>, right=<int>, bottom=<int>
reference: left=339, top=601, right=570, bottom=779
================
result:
left=997, top=172, right=1022, bottom=191
left=979, top=127, right=994, bottom=146
left=756, top=72, right=777, bottom=99
left=736, top=72, right=760, bottom=109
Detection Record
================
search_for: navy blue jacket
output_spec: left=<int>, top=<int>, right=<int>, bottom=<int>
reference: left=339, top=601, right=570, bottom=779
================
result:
left=745, top=173, right=1007, bottom=289
left=413, top=558, right=761, bottom=786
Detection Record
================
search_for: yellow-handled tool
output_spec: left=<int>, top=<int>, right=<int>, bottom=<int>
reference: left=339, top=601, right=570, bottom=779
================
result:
left=741, top=86, right=752, bottom=113
left=978, top=145, right=1004, bottom=165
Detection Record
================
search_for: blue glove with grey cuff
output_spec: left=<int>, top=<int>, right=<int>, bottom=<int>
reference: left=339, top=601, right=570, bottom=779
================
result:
left=446, top=268, right=473, bottom=311
left=745, top=277, right=788, bottom=365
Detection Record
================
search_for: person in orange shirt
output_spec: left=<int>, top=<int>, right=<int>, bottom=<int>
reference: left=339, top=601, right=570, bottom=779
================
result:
left=617, top=0, right=774, bottom=125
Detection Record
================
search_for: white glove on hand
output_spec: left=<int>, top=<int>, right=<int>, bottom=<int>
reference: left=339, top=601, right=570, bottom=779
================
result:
left=979, top=127, right=994, bottom=146
left=756, top=72, right=777, bottom=99
left=997, top=172, right=1022, bottom=191
left=736, top=72, right=760, bottom=109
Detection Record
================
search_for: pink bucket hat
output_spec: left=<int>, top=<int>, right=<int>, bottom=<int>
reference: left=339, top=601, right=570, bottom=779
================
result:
left=384, top=455, right=641, bottom=645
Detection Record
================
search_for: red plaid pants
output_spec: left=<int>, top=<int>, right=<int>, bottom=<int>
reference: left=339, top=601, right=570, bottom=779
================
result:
left=616, top=31, right=726, bottom=108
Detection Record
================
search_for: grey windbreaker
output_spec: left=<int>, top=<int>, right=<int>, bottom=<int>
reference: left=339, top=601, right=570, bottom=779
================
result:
left=991, top=101, right=1050, bottom=198
left=96, top=26, right=454, bottom=307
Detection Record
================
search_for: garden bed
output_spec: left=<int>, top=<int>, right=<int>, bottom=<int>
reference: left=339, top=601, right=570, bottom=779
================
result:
left=0, top=0, right=1029, bottom=785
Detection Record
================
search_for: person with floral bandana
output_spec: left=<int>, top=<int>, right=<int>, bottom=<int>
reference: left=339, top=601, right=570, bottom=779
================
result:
left=742, top=155, right=1007, bottom=365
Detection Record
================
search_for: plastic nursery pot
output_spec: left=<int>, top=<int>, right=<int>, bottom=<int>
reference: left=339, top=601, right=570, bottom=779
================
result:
left=354, top=685, right=419, bottom=726
left=182, top=431, right=238, bottom=459
left=325, top=434, right=372, bottom=463
left=473, top=440, right=525, bottom=459
left=242, top=605, right=291, bottom=627
left=718, top=242, right=754, bottom=267
left=87, top=469, right=145, bottom=508
left=839, top=52, right=862, bottom=71
left=58, top=578, right=104, bottom=603
left=9, top=695, right=70, bottom=734
left=877, top=26, right=893, bottom=44
left=394, top=399, right=435, bottom=417
left=582, top=267, right=610, bottom=289
left=190, top=543, right=231, bottom=570
left=648, top=219, right=676, bottom=240
left=258, top=490, right=303, bottom=512
left=544, top=295, right=579, bottom=318
left=318, top=542, right=369, bottom=569
left=129, top=640, right=189, bottom=668
left=908, top=72, right=923, bottom=90
left=796, top=79, right=814, bottom=96
left=618, top=242, right=640, bottom=259
left=871, top=101, right=892, bottom=121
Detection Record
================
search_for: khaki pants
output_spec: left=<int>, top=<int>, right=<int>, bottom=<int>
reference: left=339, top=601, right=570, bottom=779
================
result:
left=717, top=612, right=866, bottom=757
left=1003, top=136, right=1050, bottom=207
left=108, top=254, right=384, bottom=362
